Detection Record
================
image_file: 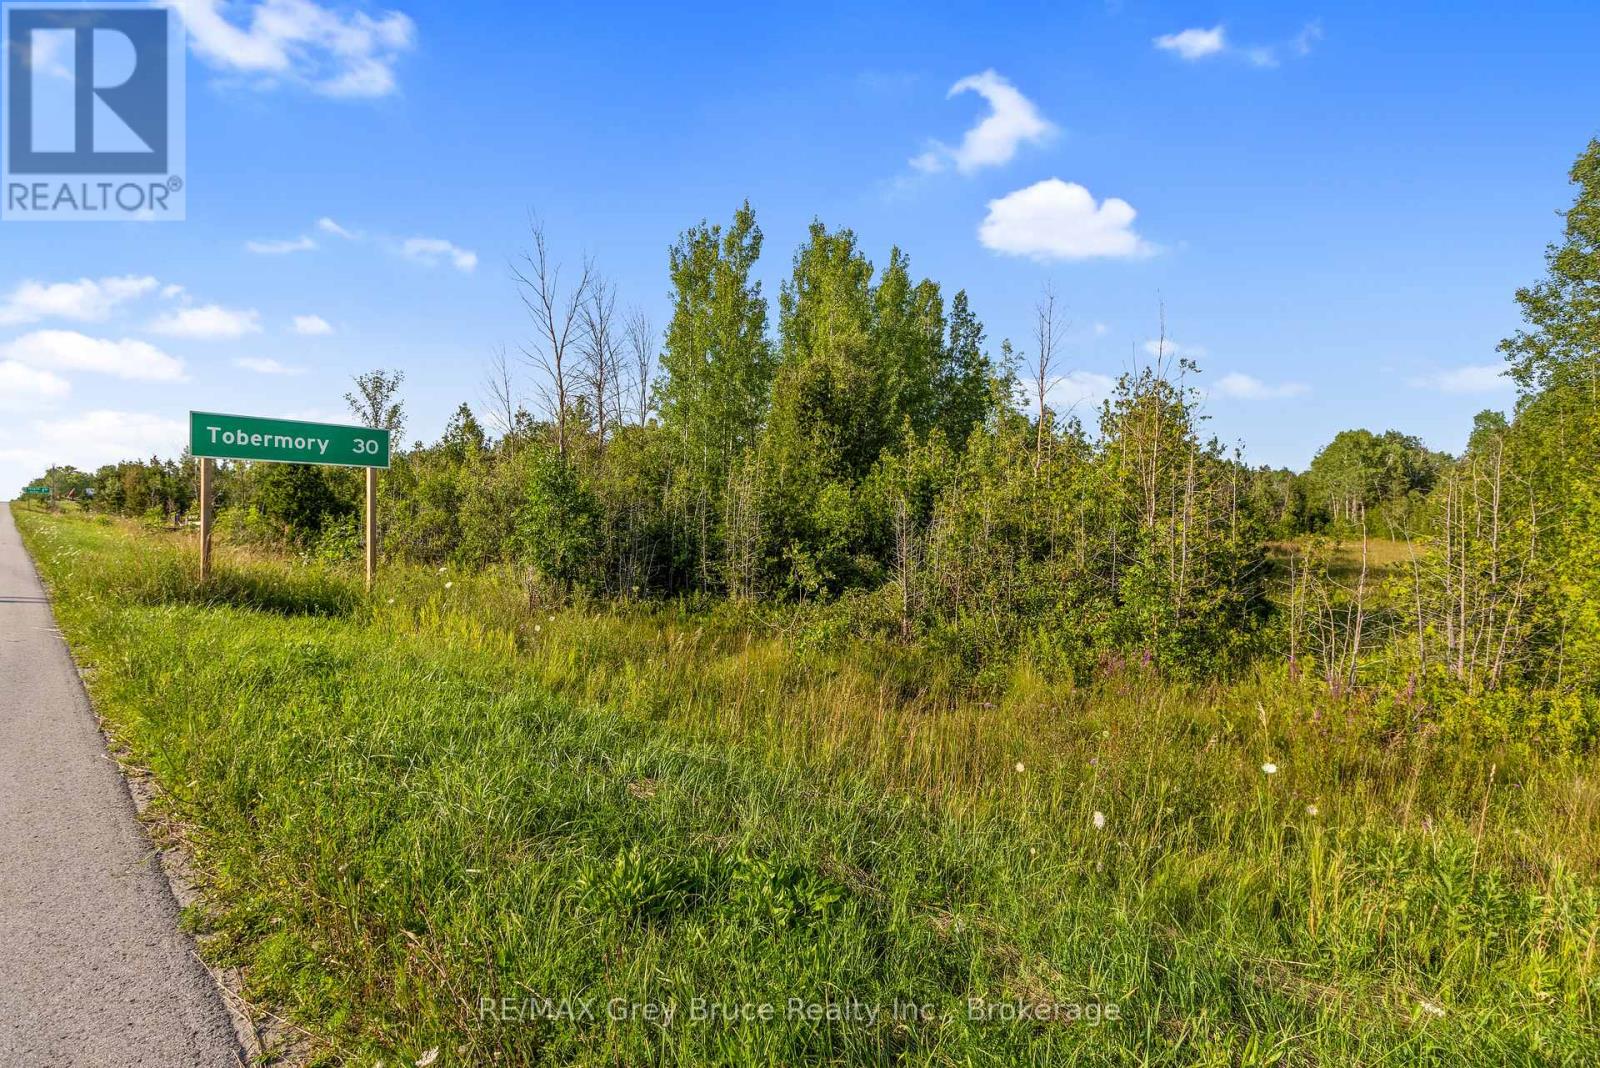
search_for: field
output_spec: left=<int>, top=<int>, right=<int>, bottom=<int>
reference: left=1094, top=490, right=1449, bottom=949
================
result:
left=15, top=504, right=1600, bottom=1066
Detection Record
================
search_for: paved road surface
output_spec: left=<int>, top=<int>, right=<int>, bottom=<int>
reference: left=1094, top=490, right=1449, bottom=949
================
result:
left=0, top=507, right=242, bottom=1067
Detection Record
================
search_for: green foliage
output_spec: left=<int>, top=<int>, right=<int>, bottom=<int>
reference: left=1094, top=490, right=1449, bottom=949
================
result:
left=1302, top=427, right=1449, bottom=535
left=1496, top=138, right=1600, bottom=698
left=249, top=462, right=350, bottom=544
left=511, top=445, right=599, bottom=597
left=656, top=201, right=774, bottom=487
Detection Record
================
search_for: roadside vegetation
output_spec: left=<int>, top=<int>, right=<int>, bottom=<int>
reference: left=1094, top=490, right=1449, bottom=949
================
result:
left=13, top=138, right=1600, bottom=1064
left=16, top=507, right=1600, bottom=1065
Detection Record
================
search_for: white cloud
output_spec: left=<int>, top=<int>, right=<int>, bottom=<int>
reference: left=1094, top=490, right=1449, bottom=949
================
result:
left=910, top=70, right=1055, bottom=175
left=1, top=330, right=186, bottom=381
left=1213, top=372, right=1309, bottom=400
left=1409, top=364, right=1512, bottom=394
left=1092, top=322, right=1110, bottom=337
left=1045, top=370, right=1117, bottom=413
left=234, top=356, right=306, bottom=375
left=1293, top=20, right=1325, bottom=56
left=0, top=362, right=72, bottom=409
left=1155, top=21, right=1321, bottom=67
left=399, top=237, right=478, bottom=272
left=147, top=304, right=263, bottom=340
left=0, top=275, right=159, bottom=325
left=979, top=179, right=1154, bottom=261
left=1154, top=26, right=1227, bottom=60
left=170, top=0, right=416, bottom=98
left=246, top=234, right=317, bottom=254
left=0, top=411, right=186, bottom=470
left=1143, top=338, right=1207, bottom=359
left=316, top=216, right=358, bottom=239
left=292, top=314, right=334, bottom=335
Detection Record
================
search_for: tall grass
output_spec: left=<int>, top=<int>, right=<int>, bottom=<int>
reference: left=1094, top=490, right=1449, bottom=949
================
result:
left=16, top=506, right=1600, bottom=1066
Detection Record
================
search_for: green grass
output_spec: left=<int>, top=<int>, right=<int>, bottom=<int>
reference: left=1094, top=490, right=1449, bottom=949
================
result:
left=15, top=505, right=1600, bottom=1066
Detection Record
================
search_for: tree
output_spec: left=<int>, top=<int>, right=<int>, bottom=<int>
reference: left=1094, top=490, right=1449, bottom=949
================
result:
left=346, top=369, right=407, bottom=440
left=1302, top=428, right=1447, bottom=531
left=1030, top=282, right=1066, bottom=471
left=655, top=203, right=775, bottom=590
left=578, top=277, right=621, bottom=459
left=936, top=289, right=996, bottom=449
left=252, top=462, right=347, bottom=542
left=1492, top=138, right=1600, bottom=698
left=625, top=308, right=657, bottom=425
left=769, top=221, right=880, bottom=479
left=513, top=217, right=594, bottom=458
left=1502, top=138, right=1600, bottom=397
left=656, top=201, right=774, bottom=481
left=482, top=346, right=519, bottom=445
left=870, top=247, right=945, bottom=439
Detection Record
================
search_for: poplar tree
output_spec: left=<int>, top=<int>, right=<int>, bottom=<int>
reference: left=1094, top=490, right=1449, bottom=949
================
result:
left=656, top=201, right=774, bottom=485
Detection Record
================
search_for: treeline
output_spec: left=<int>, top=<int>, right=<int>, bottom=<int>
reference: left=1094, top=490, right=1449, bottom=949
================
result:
left=369, top=208, right=1279, bottom=678
left=24, top=141, right=1600, bottom=745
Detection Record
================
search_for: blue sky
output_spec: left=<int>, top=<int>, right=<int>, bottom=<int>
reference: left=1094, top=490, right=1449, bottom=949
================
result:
left=4, top=0, right=1599, bottom=495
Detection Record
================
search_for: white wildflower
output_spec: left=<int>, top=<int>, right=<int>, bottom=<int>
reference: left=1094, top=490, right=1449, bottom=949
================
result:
left=1262, top=762, right=1278, bottom=775
left=1305, top=803, right=1319, bottom=817
left=1092, top=810, right=1106, bottom=830
left=1014, top=761, right=1025, bottom=773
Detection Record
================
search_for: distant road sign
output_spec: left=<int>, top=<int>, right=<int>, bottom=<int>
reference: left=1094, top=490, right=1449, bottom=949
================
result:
left=22, top=486, right=50, bottom=496
left=189, top=411, right=390, bottom=469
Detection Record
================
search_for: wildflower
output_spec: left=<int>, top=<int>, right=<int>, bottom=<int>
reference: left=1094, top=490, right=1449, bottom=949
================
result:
left=436, top=566, right=446, bottom=574
left=547, top=615, right=556, bottom=623
left=534, top=624, right=542, bottom=633
left=1092, top=810, right=1106, bottom=830
left=1305, top=803, right=1319, bottom=817
left=1029, top=847, right=1038, bottom=857
left=416, top=1049, right=440, bottom=1067
left=1262, top=762, right=1278, bottom=775
left=444, top=581, right=453, bottom=589
left=1014, top=761, right=1025, bottom=773
left=1419, top=1001, right=1445, bottom=1018
left=386, top=597, right=395, bottom=604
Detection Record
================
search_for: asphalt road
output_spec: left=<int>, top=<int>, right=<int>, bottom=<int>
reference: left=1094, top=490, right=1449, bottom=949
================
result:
left=0, top=507, right=243, bottom=1067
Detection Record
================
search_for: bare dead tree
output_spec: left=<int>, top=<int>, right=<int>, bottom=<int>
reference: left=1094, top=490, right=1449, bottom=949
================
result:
left=625, top=307, right=657, bottom=425
left=1031, top=282, right=1067, bottom=472
left=578, top=276, right=619, bottom=458
left=482, top=345, right=519, bottom=447
left=512, top=217, right=593, bottom=458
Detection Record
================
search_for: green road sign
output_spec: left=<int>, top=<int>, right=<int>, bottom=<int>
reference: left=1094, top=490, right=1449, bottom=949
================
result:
left=22, top=486, right=50, bottom=495
left=189, top=411, right=390, bottom=469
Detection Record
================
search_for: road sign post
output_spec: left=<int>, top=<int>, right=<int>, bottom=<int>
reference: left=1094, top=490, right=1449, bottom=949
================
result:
left=199, top=458, right=213, bottom=581
left=364, top=467, right=377, bottom=591
left=189, top=412, right=391, bottom=590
